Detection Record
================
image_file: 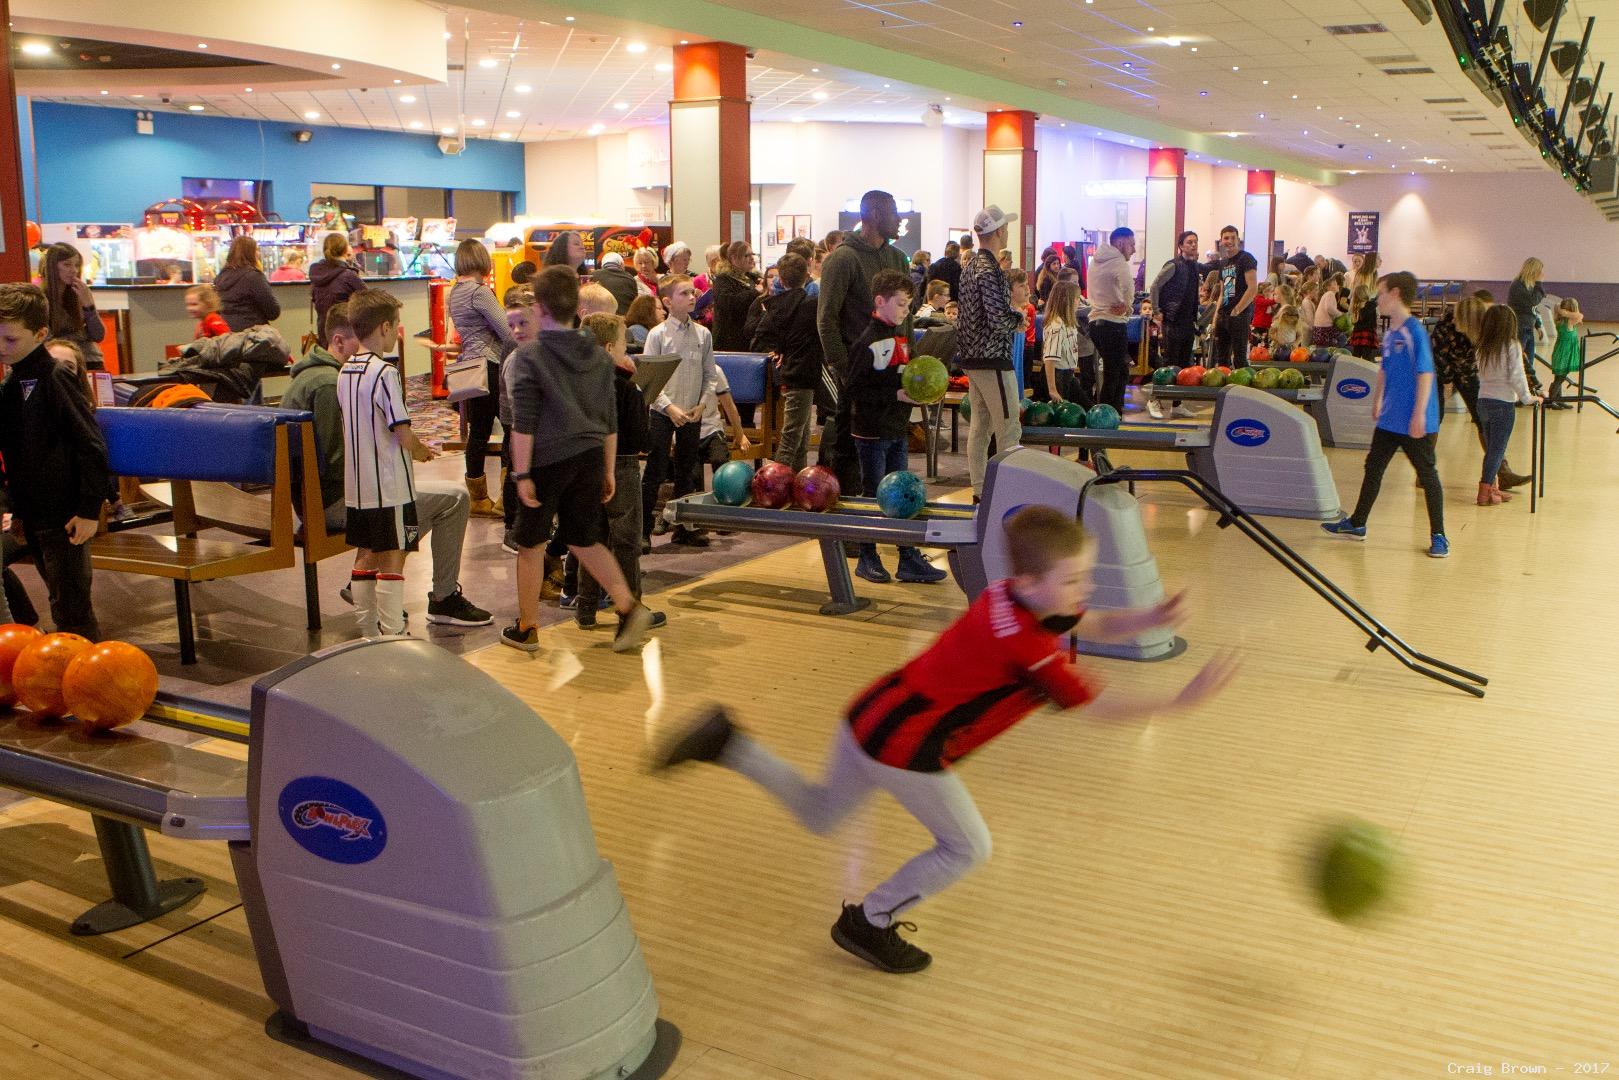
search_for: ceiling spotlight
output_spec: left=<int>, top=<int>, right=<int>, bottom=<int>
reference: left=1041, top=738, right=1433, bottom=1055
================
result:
left=589, top=122, right=604, bottom=134
left=20, top=41, right=52, bottom=56
left=1199, top=90, right=1209, bottom=97
left=1012, top=20, right=1023, bottom=27
left=680, top=39, right=689, bottom=45
left=441, top=125, right=456, bottom=134
left=1232, top=65, right=1239, bottom=71
left=401, top=94, right=416, bottom=103
left=813, top=91, right=829, bottom=100
left=614, top=101, right=628, bottom=110
left=99, top=89, right=108, bottom=95
left=883, top=83, right=891, bottom=88
left=565, top=15, right=575, bottom=21
left=394, top=79, right=402, bottom=84
left=305, top=110, right=320, bottom=119
left=188, top=104, right=205, bottom=111
left=245, top=87, right=253, bottom=92
left=1147, top=25, right=1155, bottom=31
left=497, top=132, right=513, bottom=139
left=443, top=30, right=452, bottom=39
left=626, top=42, right=647, bottom=53
left=197, top=43, right=209, bottom=49
left=331, top=63, right=341, bottom=70
left=655, top=63, right=672, bottom=72
left=516, top=84, right=532, bottom=93
left=1190, top=46, right=1198, bottom=52
left=1122, top=62, right=1133, bottom=69
left=1262, top=80, right=1269, bottom=85
left=409, top=121, right=425, bottom=130
left=812, top=68, right=820, bottom=73
left=507, top=109, right=521, bottom=117
left=479, top=57, right=497, bottom=68
left=1258, top=112, right=1265, bottom=118
left=1167, top=38, right=1181, bottom=46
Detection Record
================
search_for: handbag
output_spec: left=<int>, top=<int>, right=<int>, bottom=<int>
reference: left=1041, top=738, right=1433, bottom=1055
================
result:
left=443, top=355, right=491, bottom=403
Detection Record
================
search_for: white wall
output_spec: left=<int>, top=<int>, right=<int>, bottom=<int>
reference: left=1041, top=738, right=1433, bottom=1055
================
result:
left=1184, top=162, right=1250, bottom=258
left=1274, top=171, right=1619, bottom=283
left=523, top=129, right=667, bottom=225
left=1033, top=131, right=1149, bottom=254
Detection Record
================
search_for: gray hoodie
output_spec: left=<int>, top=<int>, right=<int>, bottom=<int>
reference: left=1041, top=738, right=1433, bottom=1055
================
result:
left=504, top=329, right=618, bottom=469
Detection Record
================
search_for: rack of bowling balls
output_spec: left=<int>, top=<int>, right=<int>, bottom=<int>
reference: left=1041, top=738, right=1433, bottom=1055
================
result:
left=1148, top=364, right=1308, bottom=391
left=711, top=461, right=932, bottom=520
left=0, top=625, right=160, bottom=731
left=960, top=396, right=1122, bottom=430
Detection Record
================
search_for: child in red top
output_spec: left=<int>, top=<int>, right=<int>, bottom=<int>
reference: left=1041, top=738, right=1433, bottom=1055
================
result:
left=1250, top=284, right=1279, bottom=344
left=185, top=285, right=230, bottom=339
left=656, top=506, right=1236, bottom=974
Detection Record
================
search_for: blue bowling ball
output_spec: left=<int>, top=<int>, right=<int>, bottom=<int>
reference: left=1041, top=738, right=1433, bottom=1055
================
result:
left=1085, top=404, right=1121, bottom=430
left=712, top=460, right=755, bottom=506
left=875, top=470, right=927, bottom=519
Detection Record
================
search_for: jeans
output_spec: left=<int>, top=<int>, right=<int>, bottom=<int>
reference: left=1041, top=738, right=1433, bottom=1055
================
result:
left=855, top=436, right=923, bottom=563
left=579, top=457, right=643, bottom=610
left=1519, top=329, right=1543, bottom=395
left=642, top=410, right=702, bottom=539
left=325, top=481, right=470, bottom=601
left=723, top=722, right=992, bottom=924
left=460, top=364, right=502, bottom=481
left=775, top=387, right=815, bottom=472
left=1477, top=398, right=1517, bottom=485
left=24, top=526, right=98, bottom=638
left=1089, top=319, right=1130, bottom=411
left=1213, top=310, right=1253, bottom=367
left=1162, top=320, right=1197, bottom=367
left=1349, top=428, right=1445, bottom=536
left=965, top=369, right=1022, bottom=496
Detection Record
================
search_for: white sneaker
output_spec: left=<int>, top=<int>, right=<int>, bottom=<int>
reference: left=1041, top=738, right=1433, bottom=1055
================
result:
left=1146, top=399, right=1165, bottom=420
left=1171, top=404, right=1195, bottom=419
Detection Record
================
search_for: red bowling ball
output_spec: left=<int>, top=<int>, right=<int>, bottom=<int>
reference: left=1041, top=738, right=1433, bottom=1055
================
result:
left=751, top=460, right=796, bottom=509
left=792, top=465, right=841, bottom=512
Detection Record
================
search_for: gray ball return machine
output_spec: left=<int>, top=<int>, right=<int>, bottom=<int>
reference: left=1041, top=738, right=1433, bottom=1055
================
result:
left=1019, top=383, right=1342, bottom=519
left=0, top=639, right=680, bottom=1080
left=1144, top=353, right=1380, bottom=449
left=666, top=446, right=1184, bottom=661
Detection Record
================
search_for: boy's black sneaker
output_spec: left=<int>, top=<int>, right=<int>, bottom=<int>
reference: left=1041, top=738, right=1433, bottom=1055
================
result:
left=500, top=621, right=540, bottom=653
left=653, top=706, right=735, bottom=769
left=671, top=527, right=710, bottom=547
left=426, top=586, right=493, bottom=626
left=831, top=903, right=932, bottom=974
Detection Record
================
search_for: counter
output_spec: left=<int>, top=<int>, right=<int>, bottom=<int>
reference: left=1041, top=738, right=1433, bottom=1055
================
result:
left=92, top=277, right=439, bottom=378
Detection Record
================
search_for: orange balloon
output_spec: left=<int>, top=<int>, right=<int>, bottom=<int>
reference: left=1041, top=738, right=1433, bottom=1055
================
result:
left=63, top=641, right=159, bottom=731
left=0, top=624, right=44, bottom=707
left=12, top=633, right=93, bottom=718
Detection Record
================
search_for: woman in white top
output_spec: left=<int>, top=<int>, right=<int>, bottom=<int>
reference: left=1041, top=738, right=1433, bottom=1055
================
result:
left=1473, top=304, right=1540, bottom=505
left=1312, top=279, right=1342, bottom=346
left=1041, top=281, right=1089, bottom=408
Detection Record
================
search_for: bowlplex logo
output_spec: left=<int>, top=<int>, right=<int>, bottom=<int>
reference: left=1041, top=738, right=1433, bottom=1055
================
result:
left=1336, top=378, right=1372, bottom=400
left=279, top=776, right=388, bottom=864
left=1225, top=418, right=1271, bottom=447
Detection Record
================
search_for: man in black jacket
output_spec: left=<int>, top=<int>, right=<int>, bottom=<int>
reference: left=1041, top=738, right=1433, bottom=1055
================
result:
left=1147, top=230, right=1203, bottom=419
left=751, top=253, right=823, bottom=471
left=926, top=241, right=963, bottom=301
left=591, top=252, right=640, bottom=315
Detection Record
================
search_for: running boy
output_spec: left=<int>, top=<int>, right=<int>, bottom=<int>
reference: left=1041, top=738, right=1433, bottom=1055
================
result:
left=0, top=284, right=111, bottom=638
left=656, top=506, right=1236, bottom=973
left=503, top=266, right=655, bottom=654
left=339, top=290, right=437, bottom=635
left=1323, top=271, right=1450, bottom=558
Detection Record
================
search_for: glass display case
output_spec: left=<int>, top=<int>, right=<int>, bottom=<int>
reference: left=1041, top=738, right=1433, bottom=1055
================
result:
left=39, top=224, right=137, bottom=284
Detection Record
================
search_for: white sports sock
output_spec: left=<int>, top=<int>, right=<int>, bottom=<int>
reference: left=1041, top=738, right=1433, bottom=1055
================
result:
left=351, top=571, right=378, bottom=636
left=376, top=574, right=406, bottom=636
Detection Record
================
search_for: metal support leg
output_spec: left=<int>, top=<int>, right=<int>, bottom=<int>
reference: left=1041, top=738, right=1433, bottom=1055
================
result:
left=173, top=579, right=196, bottom=665
left=72, top=816, right=205, bottom=936
left=302, top=556, right=322, bottom=631
left=1530, top=405, right=1539, bottom=514
left=816, top=538, right=872, bottom=616
left=1538, top=402, right=1548, bottom=500
left=924, top=402, right=942, bottom=481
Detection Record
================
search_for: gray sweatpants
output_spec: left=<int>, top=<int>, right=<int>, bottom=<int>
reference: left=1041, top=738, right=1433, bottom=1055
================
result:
left=965, top=369, right=1022, bottom=496
left=325, top=480, right=470, bottom=601
left=722, top=722, right=992, bottom=925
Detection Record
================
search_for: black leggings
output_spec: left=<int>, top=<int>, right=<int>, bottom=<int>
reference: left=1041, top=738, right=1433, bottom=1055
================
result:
left=1350, top=428, right=1444, bottom=536
left=461, top=362, right=501, bottom=479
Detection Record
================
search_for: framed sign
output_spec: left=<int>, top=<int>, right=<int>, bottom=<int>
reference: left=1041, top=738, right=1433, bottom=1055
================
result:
left=1347, top=212, right=1380, bottom=255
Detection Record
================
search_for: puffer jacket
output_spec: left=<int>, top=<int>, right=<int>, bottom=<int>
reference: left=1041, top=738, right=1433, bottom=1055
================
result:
left=956, top=248, right=1022, bottom=371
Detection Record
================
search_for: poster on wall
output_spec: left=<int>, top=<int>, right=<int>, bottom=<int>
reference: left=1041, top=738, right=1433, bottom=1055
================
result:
left=773, top=215, right=797, bottom=246
left=1347, top=212, right=1380, bottom=254
left=838, top=211, right=922, bottom=256
left=793, top=215, right=813, bottom=240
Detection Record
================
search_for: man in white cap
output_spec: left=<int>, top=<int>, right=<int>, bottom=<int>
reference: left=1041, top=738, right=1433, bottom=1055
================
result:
left=957, top=205, right=1025, bottom=502
left=591, top=250, right=639, bottom=315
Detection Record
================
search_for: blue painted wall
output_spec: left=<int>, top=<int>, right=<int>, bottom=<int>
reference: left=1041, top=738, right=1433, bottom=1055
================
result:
left=20, top=101, right=525, bottom=224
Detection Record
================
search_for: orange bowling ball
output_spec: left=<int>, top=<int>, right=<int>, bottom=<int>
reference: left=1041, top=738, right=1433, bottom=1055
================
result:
left=63, top=641, right=159, bottom=731
left=0, top=624, right=43, bottom=707
left=12, top=633, right=92, bottom=718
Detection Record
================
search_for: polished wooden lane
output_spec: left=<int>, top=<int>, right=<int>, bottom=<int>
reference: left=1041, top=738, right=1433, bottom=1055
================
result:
left=0, top=401, right=1616, bottom=1079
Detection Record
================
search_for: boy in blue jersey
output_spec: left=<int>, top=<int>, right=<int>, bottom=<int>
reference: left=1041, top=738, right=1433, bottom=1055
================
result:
left=1322, top=271, right=1449, bottom=558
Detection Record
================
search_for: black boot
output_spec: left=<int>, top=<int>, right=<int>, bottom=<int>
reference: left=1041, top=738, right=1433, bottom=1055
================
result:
left=654, top=706, right=736, bottom=769
left=831, top=903, right=932, bottom=974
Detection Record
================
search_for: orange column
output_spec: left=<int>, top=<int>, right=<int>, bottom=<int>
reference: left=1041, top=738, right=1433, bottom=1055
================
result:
left=670, top=42, right=751, bottom=253
left=0, top=0, right=32, bottom=282
left=984, top=110, right=1037, bottom=267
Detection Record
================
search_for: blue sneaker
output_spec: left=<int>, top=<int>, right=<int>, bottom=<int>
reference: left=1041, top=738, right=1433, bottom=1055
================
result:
left=1427, top=533, right=1450, bottom=559
left=1321, top=517, right=1367, bottom=541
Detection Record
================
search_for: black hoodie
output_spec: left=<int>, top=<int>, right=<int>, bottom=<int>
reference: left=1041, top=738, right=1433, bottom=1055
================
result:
left=505, top=329, right=618, bottom=468
left=0, top=345, right=112, bottom=529
left=751, top=286, right=823, bottom=390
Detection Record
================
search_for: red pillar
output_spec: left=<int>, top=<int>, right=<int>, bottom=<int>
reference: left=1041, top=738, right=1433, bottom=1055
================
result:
left=0, top=0, right=33, bottom=282
left=1145, top=148, right=1186, bottom=273
left=670, top=43, right=751, bottom=253
left=984, top=110, right=1037, bottom=268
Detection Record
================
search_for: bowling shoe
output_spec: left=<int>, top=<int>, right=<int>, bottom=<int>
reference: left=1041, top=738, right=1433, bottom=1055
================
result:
left=855, top=549, right=892, bottom=583
left=896, top=550, right=947, bottom=584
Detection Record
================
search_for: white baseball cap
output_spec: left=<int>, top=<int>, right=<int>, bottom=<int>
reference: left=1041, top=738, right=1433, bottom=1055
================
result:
left=600, top=251, right=625, bottom=267
left=973, top=205, right=1018, bottom=236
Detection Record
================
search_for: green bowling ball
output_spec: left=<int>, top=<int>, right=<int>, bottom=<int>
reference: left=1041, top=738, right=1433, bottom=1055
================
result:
left=901, top=355, right=950, bottom=405
left=1055, top=401, right=1088, bottom=427
left=1085, top=403, right=1121, bottom=430
left=958, top=395, right=971, bottom=423
left=1313, top=819, right=1402, bottom=923
left=1334, top=314, right=1352, bottom=333
left=1201, top=368, right=1226, bottom=388
left=1018, top=396, right=1033, bottom=414
left=1151, top=365, right=1178, bottom=386
left=1227, top=367, right=1255, bottom=387
left=1024, top=401, right=1055, bottom=427
left=1277, top=368, right=1307, bottom=390
left=1252, top=367, right=1281, bottom=390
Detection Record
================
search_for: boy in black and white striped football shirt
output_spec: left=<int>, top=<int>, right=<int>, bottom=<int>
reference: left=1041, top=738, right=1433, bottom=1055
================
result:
left=337, top=290, right=437, bottom=636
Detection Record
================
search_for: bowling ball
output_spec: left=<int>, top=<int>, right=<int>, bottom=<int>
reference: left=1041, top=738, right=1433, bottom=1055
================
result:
left=958, top=395, right=971, bottom=423
left=13, top=633, right=92, bottom=719
left=1290, top=347, right=1311, bottom=363
left=1024, top=401, right=1054, bottom=427
left=1312, top=347, right=1332, bottom=363
left=712, top=460, right=755, bottom=506
left=1151, top=365, right=1178, bottom=386
left=750, top=460, right=796, bottom=509
left=1277, top=368, right=1307, bottom=390
left=875, top=470, right=927, bottom=519
left=1227, top=367, right=1255, bottom=387
left=1175, top=365, right=1205, bottom=387
left=1085, top=404, right=1121, bottom=430
left=1055, top=401, right=1087, bottom=428
left=1334, top=314, right=1352, bottom=332
left=63, top=641, right=158, bottom=731
left=901, top=355, right=949, bottom=405
left=0, top=624, right=43, bottom=707
left=1252, top=367, right=1281, bottom=389
left=1201, top=368, right=1226, bottom=388
left=1248, top=345, right=1268, bottom=363
left=791, top=465, right=841, bottom=512
left=1216, top=366, right=1232, bottom=377
left=1313, top=819, right=1401, bottom=923
left=1018, top=397, right=1032, bottom=414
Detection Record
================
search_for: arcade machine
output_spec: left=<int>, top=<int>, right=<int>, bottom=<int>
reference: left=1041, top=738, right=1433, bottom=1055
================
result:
left=0, top=638, right=680, bottom=1080
left=1020, top=384, right=1342, bottom=519
left=522, top=224, right=673, bottom=273
left=39, top=223, right=137, bottom=283
left=666, top=447, right=1183, bottom=662
left=1142, top=352, right=1380, bottom=449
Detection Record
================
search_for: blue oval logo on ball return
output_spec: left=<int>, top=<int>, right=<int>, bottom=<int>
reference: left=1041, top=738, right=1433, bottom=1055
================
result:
left=1335, top=378, right=1372, bottom=400
left=278, top=776, right=387, bottom=864
left=1224, top=418, right=1271, bottom=447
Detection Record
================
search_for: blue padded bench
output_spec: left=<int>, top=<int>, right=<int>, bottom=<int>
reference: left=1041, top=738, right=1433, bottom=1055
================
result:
left=91, top=407, right=297, bottom=664
left=715, top=352, right=777, bottom=462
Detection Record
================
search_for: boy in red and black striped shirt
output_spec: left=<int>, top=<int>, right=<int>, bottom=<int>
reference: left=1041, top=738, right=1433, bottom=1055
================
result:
left=656, top=506, right=1236, bottom=974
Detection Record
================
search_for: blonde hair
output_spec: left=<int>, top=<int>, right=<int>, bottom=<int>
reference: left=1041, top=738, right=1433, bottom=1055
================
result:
left=577, top=283, right=617, bottom=317
left=1557, top=296, right=1580, bottom=322
left=1516, top=257, right=1544, bottom=287
left=1269, top=306, right=1307, bottom=346
left=1453, top=296, right=1488, bottom=343
left=1044, top=281, right=1082, bottom=330
left=582, top=312, right=626, bottom=350
left=186, top=284, right=220, bottom=313
left=1350, top=285, right=1374, bottom=320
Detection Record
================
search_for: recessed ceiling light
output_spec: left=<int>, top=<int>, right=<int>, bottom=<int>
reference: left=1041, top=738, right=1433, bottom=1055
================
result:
left=1011, top=21, right=1022, bottom=28
left=497, top=132, right=513, bottom=139
left=1262, top=80, right=1269, bottom=85
left=1227, top=131, right=1238, bottom=138
left=99, top=89, right=108, bottom=95
left=131, top=94, right=143, bottom=99
left=944, top=96, right=951, bottom=101
left=1122, top=62, right=1133, bottom=69
left=444, top=30, right=452, bottom=39
left=1354, top=123, right=1360, bottom=128
left=197, top=43, right=208, bottom=49
left=1232, top=65, right=1239, bottom=71
left=589, top=123, right=604, bottom=134
left=1199, top=90, right=1208, bottom=97
left=613, top=101, right=628, bottom=110
left=792, top=117, right=805, bottom=124
left=626, top=42, right=647, bottom=54
left=400, top=94, right=416, bottom=103
left=441, top=125, right=456, bottom=134
left=305, top=110, right=320, bottom=119
left=565, top=15, right=575, bottom=21
left=1291, top=94, right=1297, bottom=99
left=516, top=84, right=532, bottom=93
left=813, top=91, right=828, bottom=100
left=1146, top=25, right=1154, bottom=31
left=471, top=118, right=487, bottom=127
left=883, top=83, right=891, bottom=88
left=812, top=68, right=820, bottom=73
left=655, top=63, right=672, bottom=72
left=410, top=121, right=424, bottom=129
left=244, top=87, right=253, bottom=93
left=331, top=63, right=341, bottom=70
left=1189, top=46, right=1197, bottom=52
left=393, top=79, right=402, bottom=84
left=188, top=104, right=205, bottom=111
left=479, top=57, right=497, bottom=68
left=680, top=39, right=689, bottom=45
left=1303, top=130, right=1309, bottom=135
left=1258, top=113, right=1265, bottom=119
left=503, top=109, right=519, bottom=118
left=20, top=42, right=51, bottom=56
